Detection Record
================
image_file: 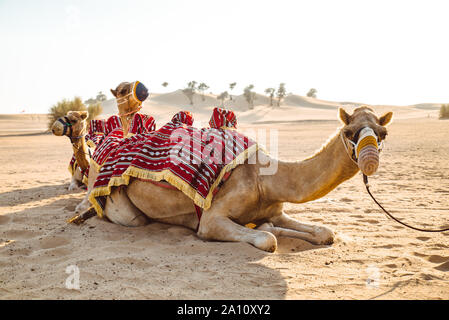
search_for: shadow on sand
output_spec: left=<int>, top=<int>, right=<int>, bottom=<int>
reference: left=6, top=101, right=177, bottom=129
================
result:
left=0, top=183, right=84, bottom=207
left=0, top=192, right=332, bottom=299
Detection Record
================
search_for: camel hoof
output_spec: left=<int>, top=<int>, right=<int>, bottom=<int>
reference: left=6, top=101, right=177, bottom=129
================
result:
left=68, top=183, right=78, bottom=191
left=75, top=202, right=89, bottom=214
left=314, top=226, right=335, bottom=245
left=254, top=231, right=277, bottom=253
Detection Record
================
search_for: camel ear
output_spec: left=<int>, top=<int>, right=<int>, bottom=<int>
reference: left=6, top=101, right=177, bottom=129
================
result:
left=339, top=108, right=351, bottom=125
left=379, top=111, right=393, bottom=126
left=80, top=111, right=88, bottom=120
left=110, top=88, right=117, bottom=97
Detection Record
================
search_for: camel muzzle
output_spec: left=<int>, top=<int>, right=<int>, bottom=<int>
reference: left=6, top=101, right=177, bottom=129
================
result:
left=51, top=120, right=65, bottom=136
left=355, top=127, right=379, bottom=176
left=51, top=117, right=72, bottom=137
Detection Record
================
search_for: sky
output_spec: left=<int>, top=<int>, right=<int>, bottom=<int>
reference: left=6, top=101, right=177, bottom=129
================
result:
left=0, top=0, right=448, bottom=113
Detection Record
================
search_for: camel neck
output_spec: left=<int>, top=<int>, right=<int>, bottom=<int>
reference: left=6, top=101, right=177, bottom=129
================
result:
left=71, top=136, right=90, bottom=171
left=261, top=130, right=360, bottom=204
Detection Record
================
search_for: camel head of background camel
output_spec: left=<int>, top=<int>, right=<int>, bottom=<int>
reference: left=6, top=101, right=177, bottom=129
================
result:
left=110, top=81, right=149, bottom=118
left=51, top=110, right=88, bottom=140
left=339, top=106, right=393, bottom=176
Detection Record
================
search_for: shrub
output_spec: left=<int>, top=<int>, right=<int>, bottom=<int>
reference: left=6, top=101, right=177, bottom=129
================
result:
left=439, top=104, right=449, bottom=119
left=48, top=97, right=103, bottom=130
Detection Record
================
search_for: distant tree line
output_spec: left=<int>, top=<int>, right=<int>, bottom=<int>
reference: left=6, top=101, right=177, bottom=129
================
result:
left=175, top=81, right=319, bottom=110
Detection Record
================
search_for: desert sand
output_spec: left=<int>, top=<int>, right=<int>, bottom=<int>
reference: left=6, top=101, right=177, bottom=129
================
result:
left=0, top=93, right=448, bottom=299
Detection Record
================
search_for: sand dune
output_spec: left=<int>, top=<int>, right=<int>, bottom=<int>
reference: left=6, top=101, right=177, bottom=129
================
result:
left=99, top=90, right=441, bottom=126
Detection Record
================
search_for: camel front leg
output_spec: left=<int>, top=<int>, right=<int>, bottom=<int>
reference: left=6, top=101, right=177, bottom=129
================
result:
left=257, top=222, right=327, bottom=244
left=270, top=212, right=334, bottom=245
left=69, top=167, right=83, bottom=191
left=75, top=193, right=91, bottom=213
left=198, top=215, right=277, bottom=252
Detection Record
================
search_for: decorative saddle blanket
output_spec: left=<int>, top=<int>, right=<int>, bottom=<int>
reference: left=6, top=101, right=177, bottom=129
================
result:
left=89, top=108, right=259, bottom=218
left=68, top=113, right=156, bottom=183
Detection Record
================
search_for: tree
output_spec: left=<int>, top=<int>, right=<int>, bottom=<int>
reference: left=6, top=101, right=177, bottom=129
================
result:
left=217, top=91, right=229, bottom=106
left=307, top=88, right=317, bottom=98
left=162, top=82, right=169, bottom=88
left=276, top=83, right=286, bottom=107
left=84, top=98, right=97, bottom=105
left=198, top=83, right=210, bottom=101
left=243, top=84, right=256, bottom=109
left=229, top=82, right=236, bottom=101
left=182, top=81, right=197, bottom=105
left=264, top=88, right=275, bottom=106
left=96, top=91, right=107, bottom=102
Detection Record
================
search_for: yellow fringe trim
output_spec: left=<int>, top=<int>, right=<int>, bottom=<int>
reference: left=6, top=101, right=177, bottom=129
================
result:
left=89, top=143, right=260, bottom=218
left=82, top=175, right=88, bottom=186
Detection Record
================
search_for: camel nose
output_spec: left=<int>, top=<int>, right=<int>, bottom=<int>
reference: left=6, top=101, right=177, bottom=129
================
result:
left=51, top=122, right=64, bottom=136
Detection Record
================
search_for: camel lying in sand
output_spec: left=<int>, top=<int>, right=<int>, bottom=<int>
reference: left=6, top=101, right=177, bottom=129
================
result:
left=53, top=83, right=393, bottom=252
left=51, top=111, right=91, bottom=191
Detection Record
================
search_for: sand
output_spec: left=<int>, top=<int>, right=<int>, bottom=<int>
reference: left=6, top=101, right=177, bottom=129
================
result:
left=0, top=97, right=448, bottom=299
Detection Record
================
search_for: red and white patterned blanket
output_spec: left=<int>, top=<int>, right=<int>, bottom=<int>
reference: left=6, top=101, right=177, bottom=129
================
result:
left=68, top=113, right=156, bottom=183
left=89, top=108, right=259, bottom=217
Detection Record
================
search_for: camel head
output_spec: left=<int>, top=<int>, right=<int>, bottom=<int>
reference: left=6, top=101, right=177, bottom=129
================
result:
left=110, top=81, right=149, bottom=117
left=51, top=110, right=88, bottom=139
left=339, top=106, right=393, bottom=176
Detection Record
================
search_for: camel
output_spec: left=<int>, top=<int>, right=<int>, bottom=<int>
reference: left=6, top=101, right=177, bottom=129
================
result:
left=76, top=85, right=393, bottom=252
left=51, top=110, right=91, bottom=191
left=51, top=81, right=151, bottom=212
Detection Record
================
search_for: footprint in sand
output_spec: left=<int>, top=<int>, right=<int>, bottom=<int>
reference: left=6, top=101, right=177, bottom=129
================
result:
left=0, top=215, right=11, bottom=225
left=374, top=244, right=403, bottom=249
left=435, top=261, right=449, bottom=272
left=416, top=236, right=431, bottom=242
left=413, top=252, right=449, bottom=271
left=4, top=229, right=41, bottom=239
left=361, top=219, right=380, bottom=224
left=64, top=204, right=77, bottom=211
left=39, top=236, right=71, bottom=249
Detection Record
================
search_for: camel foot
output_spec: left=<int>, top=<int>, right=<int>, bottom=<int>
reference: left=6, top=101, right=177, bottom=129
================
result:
left=312, top=226, right=335, bottom=245
left=68, top=182, right=79, bottom=191
left=198, top=216, right=278, bottom=253
left=75, top=197, right=90, bottom=213
left=253, top=231, right=277, bottom=252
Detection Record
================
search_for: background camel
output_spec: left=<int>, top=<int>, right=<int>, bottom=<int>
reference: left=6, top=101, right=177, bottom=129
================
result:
left=83, top=104, right=393, bottom=252
left=51, top=110, right=90, bottom=191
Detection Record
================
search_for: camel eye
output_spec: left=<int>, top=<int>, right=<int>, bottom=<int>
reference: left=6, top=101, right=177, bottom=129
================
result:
left=343, top=128, right=353, bottom=139
left=72, top=119, right=78, bottom=124
left=120, top=88, right=128, bottom=95
left=376, top=127, right=387, bottom=140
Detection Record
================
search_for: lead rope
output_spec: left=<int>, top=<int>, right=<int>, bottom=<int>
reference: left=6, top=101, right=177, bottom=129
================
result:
left=363, top=174, right=449, bottom=233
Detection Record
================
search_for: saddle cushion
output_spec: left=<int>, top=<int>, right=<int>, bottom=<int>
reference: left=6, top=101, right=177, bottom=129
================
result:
left=89, top=109, right=259, bottom=217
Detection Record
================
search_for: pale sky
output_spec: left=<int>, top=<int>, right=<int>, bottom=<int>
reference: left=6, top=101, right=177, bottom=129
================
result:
left=0, top=0, right=448, bottom=113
